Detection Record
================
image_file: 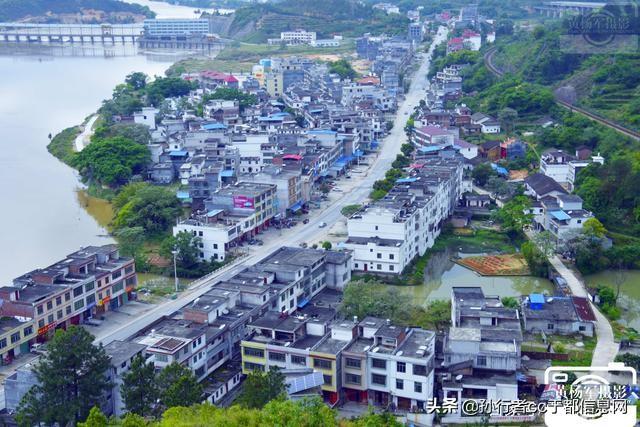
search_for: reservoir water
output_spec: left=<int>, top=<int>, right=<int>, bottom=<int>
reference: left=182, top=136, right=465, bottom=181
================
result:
left=0, top=0, right=211, bottom=283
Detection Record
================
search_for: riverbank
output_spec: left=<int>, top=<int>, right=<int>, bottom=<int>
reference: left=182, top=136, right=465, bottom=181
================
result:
left=46, top=126, right=80, bottom=165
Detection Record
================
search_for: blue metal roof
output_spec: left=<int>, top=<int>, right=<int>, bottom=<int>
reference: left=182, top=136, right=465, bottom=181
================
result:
left=550, top=210, right=571, bottom=221
left=490, top=163, right=509, bottom=176
left=396, top=177, right=418, bottom=183
left=530, top=294, right=545, bottom=304
left=176, top=190, right=190, bottom=199
left=419, top=145, right=443, bottom=153
left=354, top=149, right=364, bottom=157
left=220, top=169, right=234, bottom=178
left=169, top=150, right=188, bottom=156
left=289, top=201, right=303, bottom=212
left=202, top=123, right=227, bottom=130
left=308, top=129, right=336, bottom=135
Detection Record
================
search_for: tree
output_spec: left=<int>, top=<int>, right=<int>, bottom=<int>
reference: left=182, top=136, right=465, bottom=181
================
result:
left=521, top=241, right=549, bottom=277
left=17, top=327, right=112, bottom=426
left=472, top=163, right=495, bottom=186
left=501, top=296, right=519, bottom=309
left=583, top=217, right=607, bottom=238
left=156, top=362, right=203, bottom=409
left=340, top=204, right=362, bottom=217
left=125, top=72, right=148, bottom=90
left=121, top=354, right=158, bottom=417
left=204, top=87, right=257, bottom=111
left=322, top=241, right=332, bottom=250
left=493, top=195, right=532, bottom=237
left=340, top=280, right=415, bottom=325
left=72, top=136, right=150, bottom=187
left=328, top=59, right=358, bottom=80
left=400, top=142, right=414, bottom=157
left=112, top=184, right=182, bottom=235
left=498, top=107, right=518, bottom=133
left=115, top=226, right=146, bottom=258
left=93, top=123, right=152, bottom=145
left=145, top=77, right=195, bottom=107
left=417, top=300, right=451, bottom=332
left=78, top=406, right=108, bottom=427
left=533, top=230, right=556, bottom=258
left=237, top=367, right=287, bottom=409
left=160, top=231, right=202, bottom=270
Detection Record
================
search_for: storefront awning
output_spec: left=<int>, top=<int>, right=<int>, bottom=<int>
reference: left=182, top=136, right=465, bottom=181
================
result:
left=289, top=201, right=303, bottom=212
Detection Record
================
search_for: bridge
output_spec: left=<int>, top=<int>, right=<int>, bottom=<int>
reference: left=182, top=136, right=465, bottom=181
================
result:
left=0, top=23, right=144, bottom=44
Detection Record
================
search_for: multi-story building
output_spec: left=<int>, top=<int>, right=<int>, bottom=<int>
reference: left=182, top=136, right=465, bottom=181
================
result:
left=521, top=294, right=596, bottom=337
left=345, top=156, right=465, bottom=274
left=0, top=317, right=35, bottom=364
left=0, top=245, right=137, bottom=342
left=528, top=193, right=594, bottom=246
left=143, top=19, right=210, bottom=36
left=280, top=30, right=317, bottom=45
left=104, top=340, right=147, bottom=417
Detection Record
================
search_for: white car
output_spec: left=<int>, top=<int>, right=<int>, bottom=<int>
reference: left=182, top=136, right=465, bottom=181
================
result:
left=318, top=222, right=327, bottom=228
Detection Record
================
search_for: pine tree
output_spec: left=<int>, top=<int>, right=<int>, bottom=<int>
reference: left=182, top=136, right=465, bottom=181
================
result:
left=156, top=362, right=203, bottom=408
left=16, top=326, right=112, bottom=426
left=121, top=354, right=158, bottom=417
left=236, top=367, right=287, bottom=409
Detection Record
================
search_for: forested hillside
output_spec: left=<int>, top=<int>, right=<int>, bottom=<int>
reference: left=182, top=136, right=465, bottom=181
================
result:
left=0, top=0, right=154, bottom=22
left=229, top=0, right=409, bottom=42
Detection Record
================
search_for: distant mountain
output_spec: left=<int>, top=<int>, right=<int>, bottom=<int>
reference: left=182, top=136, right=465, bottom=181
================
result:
left=0, top=0, right=155, bottom=23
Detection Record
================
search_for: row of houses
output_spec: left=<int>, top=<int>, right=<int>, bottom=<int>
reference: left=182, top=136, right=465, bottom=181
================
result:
left=0, top=245, right=137, bottom=365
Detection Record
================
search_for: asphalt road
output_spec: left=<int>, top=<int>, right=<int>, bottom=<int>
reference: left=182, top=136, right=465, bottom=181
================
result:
left=94, top=27, right=449, bottom=346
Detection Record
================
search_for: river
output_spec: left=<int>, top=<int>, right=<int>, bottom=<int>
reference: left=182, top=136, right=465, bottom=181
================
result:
left=584, top=270, right=640, bottom=331
left=0, top=0, right=213, bottom=283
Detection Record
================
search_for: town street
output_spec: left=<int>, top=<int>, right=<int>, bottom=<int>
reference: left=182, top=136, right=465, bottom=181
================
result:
left=93, top=26, right=450, bottom=346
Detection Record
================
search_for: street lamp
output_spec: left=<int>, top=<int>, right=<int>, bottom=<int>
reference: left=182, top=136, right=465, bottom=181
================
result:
left=171, top=249, right=179, bottom=293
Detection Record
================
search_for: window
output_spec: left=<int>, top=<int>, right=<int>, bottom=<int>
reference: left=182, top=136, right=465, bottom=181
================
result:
left=85, top=282, right=95, bottom=292
left=38, top=320, right=44, bottom=328
left=55, top=296, right=62, bottom=306
left=37, top=305, right=43, bottom=315
left=372, top=374, right=386, bottom=385
left=291, top=355, right=306, bottom=365
left=396, top=362, right=406, bottom=373
left=11, top=332, right=21, bottom=343
left=396, top=379, right=404, bottom=390
left=377, top=253, right=382, bottom=259
left=47, top=314, right=54, bottom=324
left=377, top=264, right=382, bottom=270
left=268, top=352, right=286, bottom=362
left=579, top=325, right=586, bottom=331
left=323, top=375, right=332, bottom=385
left=46, top=301, right=53, bottom=310
left=73, top=286, right=83, bottom=297
left=65, top=292, right=71, bottom=302
left=547, top=323, right=554, bottom=330
left=57, top=310, right=63, bottom=319
left=112, top=282, right=124, bottom=293
left=155, top=354, right=168, bottom=362
left=66, top=306, right=72, bottom=315
left=389, top=254, right=395, bottom=260
left=74, top=299, right=84, bottom=311
left=414, top=382, right=422, bottom=393
left=243, top=347, right=264, bottom=358
left=0, top=338, right=6, bottom=349
left=313, top=358, right=332, bottom=370
left=244, top=362, right=264, bottom=372
left=213, top=243, right=218, bottom=249
left=372, top=358, right=386, bottom=369
left=86, top=294, right=96, bottom=305
left=24, top=326, right=33, bottom=336
left=476, top=355, right=487, bottom=366
left=413, top=364, right=427, bottom=376
left=346, top=373, right=361, bottom=385
left=389, top=265, right=394, bottom=271
left=346, top=358, right=361, bottom=369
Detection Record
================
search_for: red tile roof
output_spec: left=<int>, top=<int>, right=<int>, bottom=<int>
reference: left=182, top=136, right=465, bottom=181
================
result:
left=572, top=296, right=597, bottom=322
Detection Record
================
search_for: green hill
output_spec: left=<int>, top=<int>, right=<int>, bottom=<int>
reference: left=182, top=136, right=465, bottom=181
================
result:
left=0, top=0, right=154, bottom=22
left=229, top=0, right=409, bottom=42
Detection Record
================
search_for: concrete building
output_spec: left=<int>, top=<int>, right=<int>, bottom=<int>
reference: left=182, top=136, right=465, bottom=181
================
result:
left=0, top=245, right=137, bottom=342
left=521, top=294, right=596, bottom=337
left=143, top=19, right=210, bottom=36
left=280, top=30, right=317, bottom=45
left=0, top=317, right=35, bottom=364
left=345, top=156, right=465, bottom=274
left=104, top=340, right=147, bottom=417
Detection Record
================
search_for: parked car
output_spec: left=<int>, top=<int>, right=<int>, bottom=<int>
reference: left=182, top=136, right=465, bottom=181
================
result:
left=318, top=222, right=327, bottom=228
left=299, top=242, right=308, bottom=248
left=303, top=218, right=309, bottom=224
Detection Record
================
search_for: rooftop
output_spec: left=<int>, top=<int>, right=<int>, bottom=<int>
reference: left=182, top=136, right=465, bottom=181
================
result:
left=104, top=340, right=146, bottom=368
